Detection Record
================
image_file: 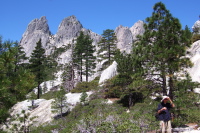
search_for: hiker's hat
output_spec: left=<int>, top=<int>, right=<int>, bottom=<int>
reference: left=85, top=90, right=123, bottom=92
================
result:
left=161, top=96, right=169, bottom=102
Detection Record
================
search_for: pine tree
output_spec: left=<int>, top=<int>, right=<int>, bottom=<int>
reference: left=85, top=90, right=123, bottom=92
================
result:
left=73, top=32, right=85, bottom=82
left=73, top=32, right=96, bottom=82
left=51, top=87, right=68, bottom=118
left=0, top=37, right=35, bottom=124
left=97, top=29, right=117, bottom=69
left=61, top=62, right=75, bottom=92
left=133, top=2, right=193, bottom=97
left=83, top=34, right=96, bottom=82
left=80, top=92, right=88, bottom=105
left=29, top=38, right=47, bottom=99
left=115, top=49, right=148, bottom=108
left=13, top=42, right=29, bottom=72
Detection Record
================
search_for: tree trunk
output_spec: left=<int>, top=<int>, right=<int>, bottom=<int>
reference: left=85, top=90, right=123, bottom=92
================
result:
left=61, top=99, right=63, bottom=118
left=161, top=72, right=167, bottom=96
left=80, top=59, right=83, bottom=82
left=37, top=84, right=40, bottom=99
left=128, top=93, right=133, bottom=109
left=168, top=75, right=174, bottom=100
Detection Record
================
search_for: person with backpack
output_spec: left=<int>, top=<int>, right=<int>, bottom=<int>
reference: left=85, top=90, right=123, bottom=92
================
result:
left=157, top=96, right=175, bottom=133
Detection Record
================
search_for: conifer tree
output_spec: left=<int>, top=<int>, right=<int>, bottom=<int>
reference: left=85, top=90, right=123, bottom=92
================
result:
left=0, top=37, right=34, bottom=124
left=73, top=32, right=96, bottom=82
left=83, top=34, right=96, bottom=82
left=97, top=29, right=117, bottom=69
left=13, top=42, right=29, bottom=72
left=133, top=2, right=192, bottom=97
left=73, top=32, right=85, bottom=82
left=61, top=62, right=75, bottom=92
left=51, top=87, right=68, bottom=118
left=29, top=38, right=47, bottom=99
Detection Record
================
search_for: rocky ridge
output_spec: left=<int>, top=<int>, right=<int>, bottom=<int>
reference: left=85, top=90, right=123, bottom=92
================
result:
left=19, top=15, right=144, bottom=78
left=19, top=15, right=200, bottom=84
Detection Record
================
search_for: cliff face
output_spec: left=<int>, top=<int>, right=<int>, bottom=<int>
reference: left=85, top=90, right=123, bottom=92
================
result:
left=20, top=16, right=51, bottom=57
left=115, top=20, right=145, bottom=53
left=20, top=15, right=144, bottom=59
left=192, top=20, right=200, bottom=34
left=53, top=15, right=83, bottom=48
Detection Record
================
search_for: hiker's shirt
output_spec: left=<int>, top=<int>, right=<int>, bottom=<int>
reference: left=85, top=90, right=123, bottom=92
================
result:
left=157, top=103, right=172, bottom=122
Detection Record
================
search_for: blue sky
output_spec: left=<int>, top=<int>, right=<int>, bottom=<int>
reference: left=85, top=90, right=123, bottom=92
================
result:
left=1, top=0, right=199, bottom=41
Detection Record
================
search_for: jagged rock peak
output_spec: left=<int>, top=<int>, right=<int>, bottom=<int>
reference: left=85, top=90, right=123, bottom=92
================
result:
left=192, top=20, right=200, bottom=34
left=58, top=15, right=82, bottom=29
left=130, top=20, right=145, bottom=41
left=55, top=15, right=83, bottom=45
left=24, top=16, right=50, bottom=36
left=20, top=16, right=51, bottom=58
left=115, top=25, right=133, bottom=53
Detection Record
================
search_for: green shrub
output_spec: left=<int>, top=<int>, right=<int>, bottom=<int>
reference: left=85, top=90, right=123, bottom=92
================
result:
left=104, top=86, right=122, bottom=98
left=118, top=91, right=144, bottom=107
left=71, top=80, right=98, bottom=93
left=191, top=34, right=200, bottom=43
left=40, top=90, right=58, bottom=100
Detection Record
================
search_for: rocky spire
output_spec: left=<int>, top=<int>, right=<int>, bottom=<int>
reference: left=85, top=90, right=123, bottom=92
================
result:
left=192, top=20, right=200, bottom=34
left=115, top=20, right=145, bottom=53
left=20, top=16, right=51, bottom=57
left=54, top=15, right=83, bottom=47
left=130, top=20, right=145, bottom=41
left=115, top=25, right=133, bottom=53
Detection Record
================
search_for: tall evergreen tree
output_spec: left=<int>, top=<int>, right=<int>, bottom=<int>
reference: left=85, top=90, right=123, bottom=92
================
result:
left=0, top=38, right=35, bottom=124
left=73, top=32, right=96, bottom=82
left=29, top=38, right=47, bottom=99
left=13, top=42, right=29, bottom=72
left=83, top=34, right=96, bottom=82
left=61, top=62, right=75, bottom=92
left=133, top=2, right=192, bottom=97
left=97, top=29, right=117, bottom=69
left=73, top=32, right=85, bottom=82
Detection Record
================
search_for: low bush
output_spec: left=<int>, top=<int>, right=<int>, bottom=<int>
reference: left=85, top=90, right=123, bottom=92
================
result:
left=71, top=79, right=99, bottom=93
left=191, top=34, right=200, bottom=43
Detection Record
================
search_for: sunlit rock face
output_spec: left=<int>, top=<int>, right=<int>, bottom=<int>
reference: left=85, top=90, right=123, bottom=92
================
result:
left=1, top=92, right=92, bottom=132
left=53, top=15, right=83, bottom=48
left=130, top=20, right=145, bottom=41
left=115, top=25, right=133, bottom=53
left=187, top=40, right=200, bottom=83
left=192, top=20, right=200, bottom=34
left=99, top=61, right=118, bottom=84
left=115, top=20, right=145, bottom=53
left=20, top=16, right=101, bottom=65
left=20, top=16, right=51, bottom=57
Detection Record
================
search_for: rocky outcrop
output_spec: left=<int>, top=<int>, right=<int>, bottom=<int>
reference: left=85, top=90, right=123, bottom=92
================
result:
left=130, top=20, right=145, bottom=41
left=187, top=40, right=200, bottom=83
left=115, top=20, right=144, bottom=53
left=20, top=16, right=51, bottom=57
left=54, top=15, right=83, bottom=47
left=1, top=92, right=92, bottom=132
left=99, top=61, right=118, bottom=84
left=115, top=25, right=133, bottom=53
left=192, top=20, right=200, bottom=34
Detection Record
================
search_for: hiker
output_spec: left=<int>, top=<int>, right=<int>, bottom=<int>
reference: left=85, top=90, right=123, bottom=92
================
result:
left=157, top=96, right=175, bottom=133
